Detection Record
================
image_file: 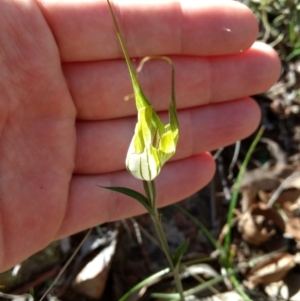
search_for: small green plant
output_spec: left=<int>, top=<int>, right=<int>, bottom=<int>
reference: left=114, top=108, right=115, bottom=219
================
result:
left=242, top=0, right=300, bottom=61
left=104, top=1, right=187, bottom=300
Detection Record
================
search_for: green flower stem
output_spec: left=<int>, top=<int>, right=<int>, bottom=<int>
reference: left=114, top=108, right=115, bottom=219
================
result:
left=152, top=213, right=185, bottom=301
left=143, top=180, right=156, bottom=208
left=143, top=180, right=185, bottom=301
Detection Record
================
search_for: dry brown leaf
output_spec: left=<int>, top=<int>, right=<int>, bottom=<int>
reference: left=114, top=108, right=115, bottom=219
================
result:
left=272, top=189, right=300, bottom=241
left=257, top=190, right=273, bottom=204
left=240, top=166, right=295, bottom=192
left=238, top=203, right=285, bottom=245
left=271, top=188, right=300, bottom=209
left=240, top=188, right=256, bottom=213
left=265, top=270, right=300, bottom=300
left=283, top=174, right=300, bottom=190
left=247, top=253, right=295, bottom=287
left=73, top=239, right=117, bottom=299
left=240, top=168, right=281, bottom=191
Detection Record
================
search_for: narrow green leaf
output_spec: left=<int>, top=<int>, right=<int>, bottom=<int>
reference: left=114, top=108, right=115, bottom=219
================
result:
left=228, top=268, right=253, bottom=301
left=99, top=186, right=155, bottom=216
left=173, top=239, right=189, bottom=268
left=223, top=127, right=265, bottom=265
left=118, top=268, right=170, bottom=301
left=286, top=47, right=300, bottom=61
left=151, top=268, right=239, bottom=300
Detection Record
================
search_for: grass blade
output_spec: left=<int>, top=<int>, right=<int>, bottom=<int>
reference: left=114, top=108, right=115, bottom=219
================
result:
left=223, top=127, right=265, bottom=265
left=118, top=268, right=170, bottom=301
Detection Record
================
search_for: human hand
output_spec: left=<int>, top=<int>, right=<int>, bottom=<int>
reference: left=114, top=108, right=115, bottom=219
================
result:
left=0, top=0, right=280, bottom=271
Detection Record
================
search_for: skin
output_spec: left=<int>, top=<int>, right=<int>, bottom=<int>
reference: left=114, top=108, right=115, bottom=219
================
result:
left=0, top=0, right=280, bottom=272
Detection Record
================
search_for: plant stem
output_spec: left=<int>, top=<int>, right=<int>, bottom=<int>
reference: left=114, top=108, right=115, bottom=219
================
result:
left=152, top=211, right=185, bottom=300
left=223, top=127, right=264, bottom=266
left=143, top=180, right=185, bottom=301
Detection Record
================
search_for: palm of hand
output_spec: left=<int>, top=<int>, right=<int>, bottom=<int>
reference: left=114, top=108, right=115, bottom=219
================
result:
left=0, top=1, right=76, bottom=270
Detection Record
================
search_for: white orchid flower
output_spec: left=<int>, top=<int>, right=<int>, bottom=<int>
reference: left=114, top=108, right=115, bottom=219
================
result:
left=108, top=2, right=179, bottom=181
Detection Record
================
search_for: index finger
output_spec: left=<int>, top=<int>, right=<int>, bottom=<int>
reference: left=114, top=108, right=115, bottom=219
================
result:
left=38, top=0, right=258, bottom=62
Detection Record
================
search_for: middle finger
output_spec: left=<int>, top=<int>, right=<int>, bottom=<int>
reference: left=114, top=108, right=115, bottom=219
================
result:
left=63, top=42, right=279, bottom=120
